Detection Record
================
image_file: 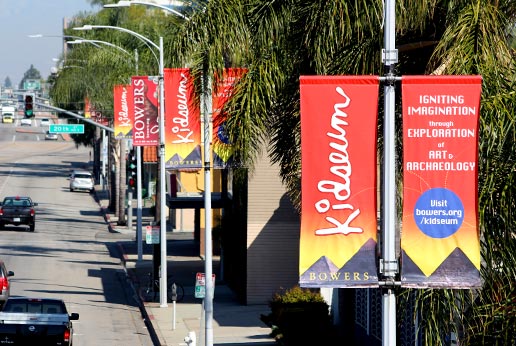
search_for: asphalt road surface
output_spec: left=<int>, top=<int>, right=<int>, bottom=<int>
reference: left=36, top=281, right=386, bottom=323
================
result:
left=0, top=120, right=153, bottom=346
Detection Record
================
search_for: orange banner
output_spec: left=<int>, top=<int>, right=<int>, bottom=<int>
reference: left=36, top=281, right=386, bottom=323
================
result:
left=163, top=68, right=201, bottom=169
left=114, top=85, right=133, bottom=139
left=401, top=76, right=482, bottom=288
left=299, top=76, right=379, bottom=288
left=131, top=76, right=159, bottom=146
left=212, top=68, right=247, bottom=168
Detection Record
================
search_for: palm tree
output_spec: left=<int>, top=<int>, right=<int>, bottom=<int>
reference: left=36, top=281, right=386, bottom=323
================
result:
left=174, top=0, right=516, bottom=344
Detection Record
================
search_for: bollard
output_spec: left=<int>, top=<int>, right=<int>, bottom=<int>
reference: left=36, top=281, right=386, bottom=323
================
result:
left=184, top=331, right=196, bottom=346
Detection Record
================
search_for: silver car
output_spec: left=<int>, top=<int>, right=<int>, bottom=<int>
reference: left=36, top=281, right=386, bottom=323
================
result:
left=69, top=170, right=94, bottom=192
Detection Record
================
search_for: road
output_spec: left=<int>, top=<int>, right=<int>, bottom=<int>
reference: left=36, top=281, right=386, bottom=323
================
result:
left=0, top=119, right=153, bottom=346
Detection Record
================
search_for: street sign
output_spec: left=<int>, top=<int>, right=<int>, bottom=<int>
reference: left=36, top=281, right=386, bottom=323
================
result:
left=194, top=272, right=215, bottom=299
left=49, top=124, right=84, bottom=134
left=145, top=225, right=160, bottom=244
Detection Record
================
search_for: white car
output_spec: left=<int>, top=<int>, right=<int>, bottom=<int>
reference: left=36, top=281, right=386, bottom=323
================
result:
left=20, top=118, right=32, bottom=126
left=45, top=131, right=58, bottom=140
left=69, top=170, right=94, bottom=192
left=40, top=118, right=51, bottom=127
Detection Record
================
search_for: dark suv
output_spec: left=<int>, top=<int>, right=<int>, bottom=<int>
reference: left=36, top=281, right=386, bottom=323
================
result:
left=0, top=261, right=14, bottom=305
left=0, top=196, right=37, bottom=232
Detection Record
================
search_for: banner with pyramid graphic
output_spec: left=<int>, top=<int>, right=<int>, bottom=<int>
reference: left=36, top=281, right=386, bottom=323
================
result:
left=114, top=84, right=133, bottom=140
left=401, top=75, right=482, bottom=288
left=164, top=68, right=202, bottom=169
left=212, top=68, right=247, bottom=168
left=299, top=76, right=379, bottom=288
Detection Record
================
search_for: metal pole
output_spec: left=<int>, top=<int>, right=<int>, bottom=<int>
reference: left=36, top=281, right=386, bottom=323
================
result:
left=158, top=37, right=168, bottom=307
left=101, top=129, right=107, bottom=189
left=136, top=145, right=143, bottom=261
left=202, top=67, right=214, bottom=346
left=382, top=0, right=398, bottom=345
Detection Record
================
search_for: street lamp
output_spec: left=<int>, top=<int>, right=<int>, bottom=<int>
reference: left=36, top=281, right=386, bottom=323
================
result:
left=104, top=0, right=189, bottom=20
left=74, top=24, right=169, bottom=308
left=102, top=4, right=216, bottom=346
left=67, top=39, right=133, bottom=57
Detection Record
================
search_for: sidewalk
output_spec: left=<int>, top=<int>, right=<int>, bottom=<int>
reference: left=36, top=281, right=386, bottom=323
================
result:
left=94, top=186, right=276, bottom=346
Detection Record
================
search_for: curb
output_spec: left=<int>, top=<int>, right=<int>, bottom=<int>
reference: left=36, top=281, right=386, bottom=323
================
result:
left=116, top=243, right=164, bottom=346
left=97, top=195, right=163, bottom=346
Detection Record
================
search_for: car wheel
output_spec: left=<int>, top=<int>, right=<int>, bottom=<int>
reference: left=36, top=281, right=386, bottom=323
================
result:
left=29, top=224, right=35, bottom=232
left=70, top=188, right=74, bottom=192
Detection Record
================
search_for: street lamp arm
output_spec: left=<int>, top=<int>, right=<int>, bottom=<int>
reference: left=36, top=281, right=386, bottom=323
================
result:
left=68, top=39, right=134, bottom=57
left=104, top=0, right=190, bottom=20
left=74, top=25, right=159, bottom=67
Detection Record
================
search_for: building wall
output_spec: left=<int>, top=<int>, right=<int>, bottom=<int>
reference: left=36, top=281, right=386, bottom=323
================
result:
left=246, top=149, right=300, bottom=304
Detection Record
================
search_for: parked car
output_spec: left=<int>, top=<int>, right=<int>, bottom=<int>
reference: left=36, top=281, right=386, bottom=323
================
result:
left=0, top=196, right=37, bottom=232
left=45, top=130, right=58, bottom=140
left=69, top=170, right=94, bottom=192
left=0, top=261, right=14, bottom=305
left=20, top=118, right=32, bottom=126
left=0, top=297, right=79, bottom=346
left=40, top=118, right=51, bottom=127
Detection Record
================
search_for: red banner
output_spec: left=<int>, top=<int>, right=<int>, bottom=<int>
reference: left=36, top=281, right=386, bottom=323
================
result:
left=163, top=68, right=202, bottom=169
left=131, top=76, right=159, bottom=146
left=84, top=98, right=108, bottom=126
left=401, top=76, right=482, bottom=288
left=212, top=68, right=247, bottom=168
left=113, top=85, right=133, bottom=139
left=299, top=76, right=379, bottom=288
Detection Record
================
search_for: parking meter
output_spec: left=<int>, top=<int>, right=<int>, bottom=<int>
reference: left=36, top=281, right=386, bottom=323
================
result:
left=171, top=283, right=177, bottom=302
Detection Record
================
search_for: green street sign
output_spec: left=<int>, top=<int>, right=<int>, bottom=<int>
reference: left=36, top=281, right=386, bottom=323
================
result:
left=49, top=124, right=84, bottom=134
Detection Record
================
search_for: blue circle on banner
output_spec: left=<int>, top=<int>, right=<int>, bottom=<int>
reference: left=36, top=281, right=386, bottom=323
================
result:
left=217, top=122, right=230, bottom=144
left=414, top=188, right=464, bottom=238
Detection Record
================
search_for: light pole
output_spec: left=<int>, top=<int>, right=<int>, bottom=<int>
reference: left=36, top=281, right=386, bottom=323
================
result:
left=68, top=38, right=140, bottom=245
left=103, top=4, right=215, bottom=346
left=67, top=39, right=134, bottom=57
left=74, top=24, right=169, bottom=308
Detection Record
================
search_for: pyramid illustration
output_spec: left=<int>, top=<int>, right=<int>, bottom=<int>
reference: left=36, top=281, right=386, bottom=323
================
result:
left=401, top=248, right=480, bottom=288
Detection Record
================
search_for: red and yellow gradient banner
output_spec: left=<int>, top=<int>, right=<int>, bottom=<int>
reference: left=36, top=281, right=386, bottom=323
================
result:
left=164, top=68, right=201, bottom=169
left=401, top=76, right=482, bottom=288
left=299, top=76, right=379, bottom=288
left=113, top=85, right=133, bottom=140
left=131, top=76, right=159, bottom=146
left=212, top=68, right=247, bottom=168
left=84, top=98, right=92, bottom=118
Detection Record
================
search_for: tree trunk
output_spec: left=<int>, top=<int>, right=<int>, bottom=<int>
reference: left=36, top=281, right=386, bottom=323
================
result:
left=117, top=139, right=127, bottom=225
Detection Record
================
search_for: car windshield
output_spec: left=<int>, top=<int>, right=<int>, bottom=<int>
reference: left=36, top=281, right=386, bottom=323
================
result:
left=3, top=198, right=31, bottom=207
left=74, top=174, right=91, bottom=179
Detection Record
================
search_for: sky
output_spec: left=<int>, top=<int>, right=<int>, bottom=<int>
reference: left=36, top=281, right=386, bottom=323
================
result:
left=0, top=1, right=101, bottom=88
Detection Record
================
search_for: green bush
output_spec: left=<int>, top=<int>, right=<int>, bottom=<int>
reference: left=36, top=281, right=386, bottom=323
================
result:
left=261, top=286, right=334, bottom=345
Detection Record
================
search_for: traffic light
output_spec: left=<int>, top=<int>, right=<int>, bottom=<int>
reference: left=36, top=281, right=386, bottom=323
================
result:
left=127, top=150, right=137, bottom=188
left=24, top=94, right=34, bottom=118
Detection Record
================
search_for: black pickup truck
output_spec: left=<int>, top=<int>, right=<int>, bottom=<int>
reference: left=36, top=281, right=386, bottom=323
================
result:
left=0, top=196, right=37, bottom=232
left=0, top=297, right=79, bottom=346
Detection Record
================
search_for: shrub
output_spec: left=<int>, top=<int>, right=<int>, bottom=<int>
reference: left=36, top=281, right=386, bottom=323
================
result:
left=261, top=286, right=333, bottom=345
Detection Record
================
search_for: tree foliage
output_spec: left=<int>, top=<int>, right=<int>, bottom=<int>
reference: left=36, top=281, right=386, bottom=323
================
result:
left=50, top=1, right=516, bottom=344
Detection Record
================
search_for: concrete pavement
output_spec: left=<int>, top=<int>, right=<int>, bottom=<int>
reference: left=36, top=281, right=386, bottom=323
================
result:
left=94, top=186, right=276, bottom=346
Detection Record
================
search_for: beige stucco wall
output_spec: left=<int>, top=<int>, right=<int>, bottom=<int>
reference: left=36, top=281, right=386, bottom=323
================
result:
left=246, top=149, right=300, bottom=304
